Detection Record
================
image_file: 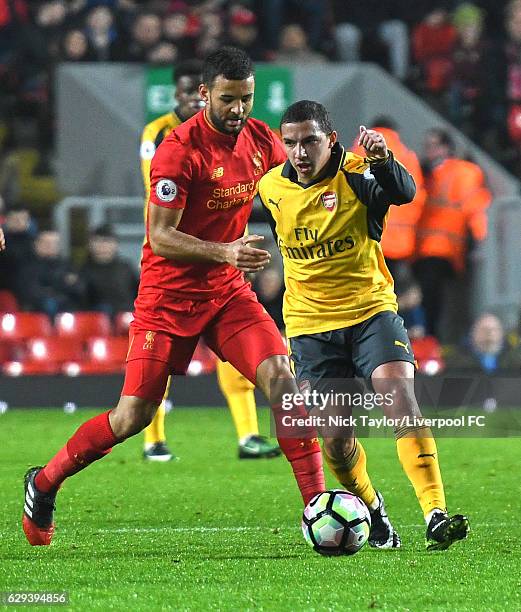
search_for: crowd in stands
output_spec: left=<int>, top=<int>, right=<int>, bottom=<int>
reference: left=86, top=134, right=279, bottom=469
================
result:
left=2, top=0, right=520, bottom=167
left=1, top=0, right=521, bottom=380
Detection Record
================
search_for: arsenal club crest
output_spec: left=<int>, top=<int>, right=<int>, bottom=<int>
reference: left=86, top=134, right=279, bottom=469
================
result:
left=321, top=191, right=337, bottom=212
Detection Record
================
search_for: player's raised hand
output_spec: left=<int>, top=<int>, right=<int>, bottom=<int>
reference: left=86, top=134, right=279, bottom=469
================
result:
left=358, top=125, right=388, bottom=160
left=226, top=235, right=271, bottom=272
left=0, top=227, right=5, bottom=251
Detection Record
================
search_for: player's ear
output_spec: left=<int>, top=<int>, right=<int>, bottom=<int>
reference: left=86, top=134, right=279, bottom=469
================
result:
left=328, top=131, right=338, bottom=148
left=199, top=83, right=209, bottom=104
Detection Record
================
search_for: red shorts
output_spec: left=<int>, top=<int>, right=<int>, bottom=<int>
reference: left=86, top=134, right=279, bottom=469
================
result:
left=122, top=284, right=286, bottom=403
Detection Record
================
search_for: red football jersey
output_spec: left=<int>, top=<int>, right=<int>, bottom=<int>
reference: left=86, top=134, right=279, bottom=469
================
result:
left=139, top=110, right=286, bottom=299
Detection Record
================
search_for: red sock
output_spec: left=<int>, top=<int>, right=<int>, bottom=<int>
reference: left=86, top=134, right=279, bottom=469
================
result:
left=271, top=402, right=326, bottom=505
left=35, top=411, right=118, bottom=493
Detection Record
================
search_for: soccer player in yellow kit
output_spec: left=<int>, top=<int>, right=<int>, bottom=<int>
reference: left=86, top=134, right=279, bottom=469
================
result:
left=140, top=60, right=280, bottom=461
left=259, top=100, right=469, bottom=550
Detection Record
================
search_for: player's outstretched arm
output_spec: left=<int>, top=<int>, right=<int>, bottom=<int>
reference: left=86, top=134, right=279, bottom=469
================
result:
left=0, top=227, right=5, bottom=251
left=149, top=204, right=270, bottom=272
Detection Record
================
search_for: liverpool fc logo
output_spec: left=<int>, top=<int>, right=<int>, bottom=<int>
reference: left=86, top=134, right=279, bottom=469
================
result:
left=252, top=151, right=263, bottom=175
left=143, top=331, right=156, bottom=350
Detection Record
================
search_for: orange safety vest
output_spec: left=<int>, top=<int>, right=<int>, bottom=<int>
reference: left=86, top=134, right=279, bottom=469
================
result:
left=416, top=158, right=491, bottom=273
left=351, top=128, right=426, bottom=260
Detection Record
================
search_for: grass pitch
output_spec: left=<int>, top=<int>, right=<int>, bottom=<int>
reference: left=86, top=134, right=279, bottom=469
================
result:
left=1, top=407, right=520, bottom=611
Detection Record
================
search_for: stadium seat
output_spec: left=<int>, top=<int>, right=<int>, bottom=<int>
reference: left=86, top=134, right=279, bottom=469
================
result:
left=55, top=312, right=112, bottom=340
left=75, top=336, right=129, bottom=374
left=114, top=311, right=133, bottom=336
left=411, top=335, right=445, bottom=375
left=0, top=313, right=52, bottom=341
left=0, top=290, right=19, bottom=313
left=2, top=337, right=85, bottom=376
left=0, top=341, right=13, bottom=364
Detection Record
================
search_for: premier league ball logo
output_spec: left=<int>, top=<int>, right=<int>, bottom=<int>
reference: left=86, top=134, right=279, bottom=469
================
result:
left=156, top=179, right=177, bottom=202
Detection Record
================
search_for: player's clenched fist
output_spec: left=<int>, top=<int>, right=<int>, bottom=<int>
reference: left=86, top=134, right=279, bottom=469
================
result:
left=358, top=125, right=388, bottom=161
left=226, top=234, right=271, bottom=272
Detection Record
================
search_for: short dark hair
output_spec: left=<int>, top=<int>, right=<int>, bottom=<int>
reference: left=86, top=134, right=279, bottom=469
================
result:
left=427, top=127, right=455, bottom=152
left=173, top=59, right=203, bottom=85
left=370, top=115, right=397, bottom=130
left=202, top=46, right=254, bottom=87
left=91, top=223, right=116, bottom=239
left=280, top=100, right=333, bottom=134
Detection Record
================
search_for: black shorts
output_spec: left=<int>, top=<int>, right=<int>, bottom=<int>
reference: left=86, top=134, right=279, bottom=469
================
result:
left=288, top=311, right=415, bottom=385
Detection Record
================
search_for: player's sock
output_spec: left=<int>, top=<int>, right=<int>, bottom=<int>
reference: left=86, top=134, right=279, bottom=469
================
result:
left=144, top=403, right=166, bottom=446
left=217, top=359, right=259, bottom=440
left=271, top=402, right=325, bottom=505
left=323, top=439, right=377, bottom=510
left=395, top=426, right=446, bottom=516
left=35, top=411, right=118, bottom=493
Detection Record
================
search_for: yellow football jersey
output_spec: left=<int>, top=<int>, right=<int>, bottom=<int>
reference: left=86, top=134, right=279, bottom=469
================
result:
left=140, top=111, right=182, bottom=211
left=258, top=143, right=416, bottom=338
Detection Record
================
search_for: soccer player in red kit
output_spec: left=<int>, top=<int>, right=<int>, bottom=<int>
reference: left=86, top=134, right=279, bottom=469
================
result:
left=22, top=47, right=326, bottom=546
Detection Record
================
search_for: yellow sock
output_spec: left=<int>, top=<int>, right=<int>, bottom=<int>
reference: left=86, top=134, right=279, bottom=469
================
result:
left=324, top=439, right=377, bottom=508
left=396, top=426, right=446, bottom=517
left=216, top=359, right=258, bottom=441
left=143, top=376, right=170, bottom=446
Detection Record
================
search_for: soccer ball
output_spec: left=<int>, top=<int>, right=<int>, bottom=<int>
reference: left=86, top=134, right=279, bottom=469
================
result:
left=302, top=490, right=371, bottom=556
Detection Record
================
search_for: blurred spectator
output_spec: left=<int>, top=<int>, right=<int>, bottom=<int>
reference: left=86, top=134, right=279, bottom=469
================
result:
left=195, top=11, right=223, bottom=57
left=414, top=128, right=492, bottom=338
left=252, top=267, right=284, bottom=330
left=17, top=229, right=85, bottom=317
left=147, top=41, right=179, bottom=65
left=275, top=24, right=327, bottom=64
left=0, top=0, right=29, bottom=58
left=504, top=1, right=521, bottom=153
left=34, top=1, right=68, bottom=62
left=0, top=205, right=37, bottom=292
left=262, top=0, right=330, bottom=54
left=81, top=224, right=138, bottom=317
left=351, top=116, right=426, bottom=275
left=163, top=10, right=196, bottom=59
left=70, top=0, right=137, bottom=10
left=114, top=12, right=162, bottom=62
left=60, top=29, right=95, bottom=62
left=412, top=7, right=458, bottom=95
left=334, top=1, right=409, bottom=80
left=445, top=313, right=521, bottom=372
left=224, top=6, right=267, bottom=61
left=84, top=5, right=121, bottom=61
left=448, top=3, right=498, bottom=139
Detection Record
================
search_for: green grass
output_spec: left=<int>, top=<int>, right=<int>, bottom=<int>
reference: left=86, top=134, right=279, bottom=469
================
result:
left=1, top=407, right=520, bottom=611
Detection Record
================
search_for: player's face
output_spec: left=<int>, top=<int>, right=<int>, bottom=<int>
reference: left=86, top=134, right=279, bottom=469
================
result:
left=175, top=74, right=204, bottom=120
left=281, top=120, right=337, bottom=184
left=200, top=75, right=255, bottom=135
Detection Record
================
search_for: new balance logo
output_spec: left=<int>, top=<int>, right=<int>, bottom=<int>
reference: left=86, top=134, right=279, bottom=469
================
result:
left=268, top=197, right=282, bottom=210
left=211, top=166, right=224, bottom=179
left=394, top=340, right=409, bottom=353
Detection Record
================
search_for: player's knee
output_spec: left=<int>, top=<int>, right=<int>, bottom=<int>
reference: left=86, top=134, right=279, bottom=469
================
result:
left=256, top=354, right=294, bottom=400
left=257, top=354, right=292, bottom=382
left=111, top=398, right=158, bottom=439
left=374, top=379, right=418, bottom=416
